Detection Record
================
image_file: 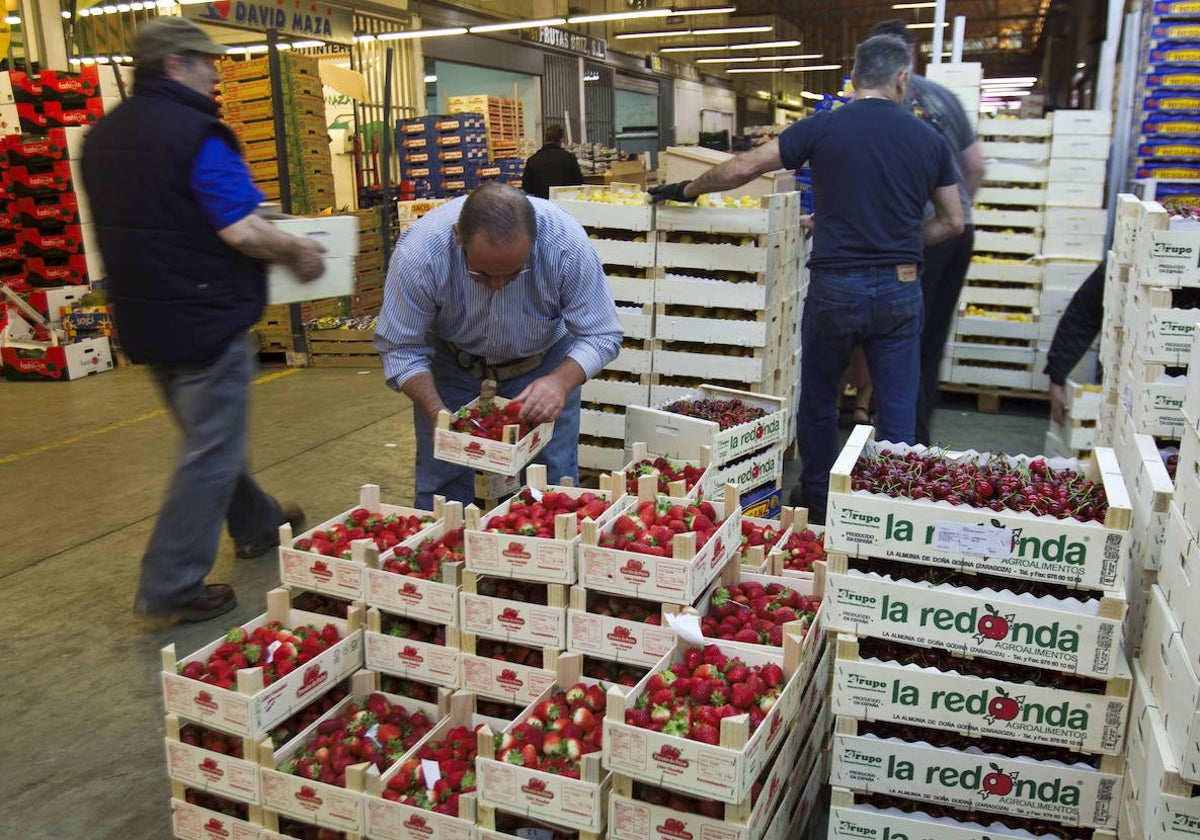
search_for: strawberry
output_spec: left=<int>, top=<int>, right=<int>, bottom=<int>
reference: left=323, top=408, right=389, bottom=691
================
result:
left=691, top=723, right=720, bottom=745
left=572, top=707, right=597, bottom=733
left=760, top=663, right=784, bottom=688
left=730, top=683, right=756, bottom=710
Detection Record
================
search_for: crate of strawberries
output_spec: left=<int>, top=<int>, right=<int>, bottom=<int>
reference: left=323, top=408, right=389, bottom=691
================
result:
left=460, top=575, right=568, bottom=650
left=578, top=485, right=742, bottom=605
left=624, top=385, right=787, bottom=468
left=161, top=589, right=365, bottom=740
left=169, top=791, right=263, bottom=840
left=602, top=632, right=808, bottom=804
left=365, top=608, right=462, bottom=688
left=475, top=653, right=620, bottom=833
left=565, top=588, right=678, bottom=669
left=464, top=465, right=617, bottom=585
left=768, top=510, right=825, bottom=580
left=459, top=637, right=561, bottom=706
left=827, top=425, right=1132, bottom=592
left=434, top=391, right=554, bottom=476
left=279, top=484, right=439, bottom=601
left=257, top=670, right=447, bottom=834
left=618, top=441, right=714, bottom=501
left=365, top=502, right=466, bottom=626
left=365, top=691, right=513, bottom=840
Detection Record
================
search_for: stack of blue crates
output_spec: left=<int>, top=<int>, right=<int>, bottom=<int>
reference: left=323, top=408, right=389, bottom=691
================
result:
left=795, top=166, right=814, bottom=214
left=491, top=157, right=525, bottom=187
left=396, top=113, right=490, bottom=198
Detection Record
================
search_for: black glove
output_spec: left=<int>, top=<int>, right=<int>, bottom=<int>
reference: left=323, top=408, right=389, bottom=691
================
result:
left=648, top=180, right=695, bottom=204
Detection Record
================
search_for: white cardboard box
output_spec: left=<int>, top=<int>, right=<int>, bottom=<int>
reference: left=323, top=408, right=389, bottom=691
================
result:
left=267, top=215, right=358, bottom=304
left=1052, top=110, right=1113, bottom=135
left=1050, top=133, right=1112, bottom=160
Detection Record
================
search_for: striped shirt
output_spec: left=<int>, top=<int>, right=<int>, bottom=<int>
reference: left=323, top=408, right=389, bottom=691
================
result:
left=375, top=194, right=623, bottom=390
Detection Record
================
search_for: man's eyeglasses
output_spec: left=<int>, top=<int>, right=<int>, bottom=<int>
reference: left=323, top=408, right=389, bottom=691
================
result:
left=461, top=246, right=531, bottom=285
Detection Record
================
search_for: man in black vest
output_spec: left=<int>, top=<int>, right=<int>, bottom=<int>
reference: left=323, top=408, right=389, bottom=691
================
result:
left=82, top=17, right=326, bottom=623
left=521, top=124, right=584, bottom=199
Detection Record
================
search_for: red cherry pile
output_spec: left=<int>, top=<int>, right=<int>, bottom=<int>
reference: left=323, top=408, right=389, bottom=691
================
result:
left=624, top=645, right=786, bottom=743
left=776, top=528, right=825, bottom=573
left=483, top=488, right=611, bottom=537
left=598, top=499, right=721, bottom=557
left=625, top=456, right=707, bottom=495
left=383, top=724, right=483, bottom=815
left=851, top=450, right=1109, bottom=522
left=662, top=398, right=767, bottom=430
left=587, top=592, right=664, bottom=625
left=177, top=621, right=343, bottom=688
left=702, top=581, right=819, bottom=647
left=293, top=507, right=435, bottom=557
left=383, top=526, right=465, bottom=581
left=494, top=682, right=607, bottom=778
left=278, top=693, right=435, bottom=785
left=450, top=400, right=531, bottom=441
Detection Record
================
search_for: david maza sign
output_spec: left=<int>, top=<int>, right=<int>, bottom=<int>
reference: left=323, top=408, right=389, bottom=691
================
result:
left=185, top=0, right=354, bottom=46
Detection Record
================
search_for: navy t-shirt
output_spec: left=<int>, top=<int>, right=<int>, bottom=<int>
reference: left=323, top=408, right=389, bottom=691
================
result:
left=777, top=98, right=957, bottom=268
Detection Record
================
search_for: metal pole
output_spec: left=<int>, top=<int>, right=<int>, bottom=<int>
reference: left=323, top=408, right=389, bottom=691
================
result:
left=1095, top=0, right=1124, bottom=113
left=1106, top=8, right=1141, bottom=242
left=380, top=47, right=394, bottom=261
left=266, top=29, right=292, bottom=215
left=931, top=0, right=946, bottom=65
left=951, top=16, right=966, bottom=63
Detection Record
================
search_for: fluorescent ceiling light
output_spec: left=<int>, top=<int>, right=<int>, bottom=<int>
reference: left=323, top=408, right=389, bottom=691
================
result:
left=568, top=9, right=672, bottom=24
left=668, top=5, right=737, bottom=16
left=774, top=53, right=823, bottom=60
left=424, top=74, right=438, bottom=82
left=729, top=39, right=800, bottom=50
left=981, top=76, right=1037, bottom=85
left=801, top=90, right=824, bottom=100
left=696, top=56, right=766, bottom=64
left=907, top=22, right=949, bottom=29
left=377, top=27, right=467, bottom=40
left=62, top=9, right=72, bottom=16
left=291, top=40, right=323, bottom=48
left=727, top=67, right=781, bottom=73
left=614, top=29, right=687, bottom=40
left=5, top=14, right=19, bottom=23
left=470, top=18, right=567, bottom=33
left=782, top=64, right=842, bottom=72
left=892, top=1, right=936, bottom=7
left=660, top=45, right=732, bottom=53
left=692, top=25, right=773, bottom=36
left=354, top=34, right=376, bottom=42
left=1075, top=61, right=1086, bottom=68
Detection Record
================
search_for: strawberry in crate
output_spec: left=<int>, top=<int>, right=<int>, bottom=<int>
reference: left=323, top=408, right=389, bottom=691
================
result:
left=293, top=507, right=435, bottom=556
left=383, top=526, right=465, bottom=581
left=586, top=592, right=664, bottom=624
left=383, top=723, right=485, bottom=814
left=623, top=645, right=785, bottom=743
left=776, top=527, right=825, bottom=573
left=599, top=498, right=721, bottom=557
left=495, top=682, right=607, bottom=778
left=625, top=455, right=706, bottom=495
left=735, top=518, right=786, bottom=561
left=279, top=693, right=435, bottom=785
left=702, top=581, right=819, bottom=646
left=582, top=656, right=649, bottom=686
left=482, top=488, right=611, bottom=537
left=451, top=398, right=531, bottom=440
left=176, top=621, right=342, bottom=688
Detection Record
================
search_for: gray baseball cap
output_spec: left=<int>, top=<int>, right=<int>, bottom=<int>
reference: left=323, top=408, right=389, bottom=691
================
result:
left=132, top=17, right=229, bottom=64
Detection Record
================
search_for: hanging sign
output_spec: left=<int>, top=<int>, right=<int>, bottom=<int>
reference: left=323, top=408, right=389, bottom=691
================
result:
left=183, top=1, right=355, bottom=45
left=520, top=26, right=606, bottom=60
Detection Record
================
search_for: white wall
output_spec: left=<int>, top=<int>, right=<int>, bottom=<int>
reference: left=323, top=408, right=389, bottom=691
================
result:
left=673, top=79, right=703, bottom=144
left=426, top=61, right=541, bottom=139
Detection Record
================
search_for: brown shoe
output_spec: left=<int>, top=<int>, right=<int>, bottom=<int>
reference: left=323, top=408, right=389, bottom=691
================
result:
left=235, top=504, right=307, bottom=559
left=137, top=584, right=237, bottom=623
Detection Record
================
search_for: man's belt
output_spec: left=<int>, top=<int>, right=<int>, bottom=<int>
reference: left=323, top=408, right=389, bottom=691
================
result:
left=437, top=338, right=546, bottom=382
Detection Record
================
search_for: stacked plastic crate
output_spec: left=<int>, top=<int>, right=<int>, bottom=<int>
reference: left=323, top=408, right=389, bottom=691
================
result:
left=551, top=182, right=657, bottom=473
left=949, top=116, right=1051, bottom=390
left=1122, top=334, right=1200, bottom=839
left=823, top=424, right=1133, bottom=839
left=218, top=54, right=334, bottom=214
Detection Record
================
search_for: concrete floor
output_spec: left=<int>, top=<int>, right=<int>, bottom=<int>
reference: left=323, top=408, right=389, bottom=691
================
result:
left=0, top=362, right=1049, bottom=840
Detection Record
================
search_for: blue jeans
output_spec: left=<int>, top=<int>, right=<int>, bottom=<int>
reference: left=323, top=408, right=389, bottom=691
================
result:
left=412, top=334, right=581, bottom=508
left=135, top=334, right=283, bottom=611
left=797, top=264, right=924, bottom=518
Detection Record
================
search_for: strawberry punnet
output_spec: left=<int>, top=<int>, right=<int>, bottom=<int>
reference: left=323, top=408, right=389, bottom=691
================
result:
left=293, top=507, right=435, bottom=557
left=450, top=399, right=531, bottom=441
left=623, top=644, right=787, bottom=742
left=278, top=694, right=435, bottom=787
left=625, top=455, right=706, bottom=495
left=599, top=498, right=721, bottom=558
left=482, top=488, right=611, bottom=538
left=702, top=581, right=820, bottom=647
left=492, top=681, right=607, bottom=779
left=776, top=528, right=825, bottom=573
left=177, top=621, right=344, bottom=688
left=382, top=723, right=486, bottom=815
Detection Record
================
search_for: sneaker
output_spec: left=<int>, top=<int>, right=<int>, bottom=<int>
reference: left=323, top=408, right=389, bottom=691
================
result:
left=137, top=583, right=238, bottom=623
left=235, top=504, right=307, bottom=559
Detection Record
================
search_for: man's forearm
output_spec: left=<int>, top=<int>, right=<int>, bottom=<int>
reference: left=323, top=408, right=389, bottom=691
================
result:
left=400, top=371, right=448, bottom=424
left=922, top=213, right=960, bottom=246
left=543, top=357, right=587, bottom=394
left=218, top=213, right=308, bottom=263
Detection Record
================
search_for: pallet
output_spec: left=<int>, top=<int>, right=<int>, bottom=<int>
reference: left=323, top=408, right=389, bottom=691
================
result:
left=939, top=381, right=1050, bottom=413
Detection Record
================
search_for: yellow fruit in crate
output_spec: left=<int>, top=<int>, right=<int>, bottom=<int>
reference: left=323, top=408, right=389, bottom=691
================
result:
left=679, top=233, right=694, bottom=244
left=740, top=236, right=755, bottom=246
left=633, top=235, right=646, bottom=243
left=739, top=196, right=758, bottom=208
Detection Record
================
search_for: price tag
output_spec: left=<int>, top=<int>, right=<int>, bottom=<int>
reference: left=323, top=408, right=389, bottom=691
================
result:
left=264, top=640, right=282, bottom=664
left=422, top=759, right=442, bottom=789
left=933, top=521, right=1013, bottom=558
left=665, top=611, right=706, bottom=646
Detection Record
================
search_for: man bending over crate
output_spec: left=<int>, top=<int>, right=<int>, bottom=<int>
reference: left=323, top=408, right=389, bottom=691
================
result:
left=650, top=34, right=963, bottom=523
left=375, top=182, right=623, bottom=507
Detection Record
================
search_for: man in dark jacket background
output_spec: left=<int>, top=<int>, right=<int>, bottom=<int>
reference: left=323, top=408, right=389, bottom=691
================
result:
left=81, top=17, right=326, bottom=623
left=521, top=124, right=583, bottom=199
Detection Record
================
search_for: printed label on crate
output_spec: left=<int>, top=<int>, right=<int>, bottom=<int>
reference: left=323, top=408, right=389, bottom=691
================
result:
left=827, top=493, right=1126, bottom=591
left=165, top=740, right=261, bottom=802
left=365, top=569, right=458, bottom=624
left=460, top=594, right=565, bottom=647
left=460, top=656, right=556, bottom=704
left=829, top=734, right=1120, bottom=828
left=280, top=549, right=364, bottom=597
left=262, top=771, right=363, bottom=831
left=825, top=572, right=1122, bottom=678
left=832, top=656, right=1128, bottom=754
left=566, top=611, right=677, bottom=667
left=364, top=632, right=459, bottom=687
left=465, top=531, right=573, bottom=581
left=171, top=799, right=262, bottom=840
left=478, top=760, right=605, bottom=832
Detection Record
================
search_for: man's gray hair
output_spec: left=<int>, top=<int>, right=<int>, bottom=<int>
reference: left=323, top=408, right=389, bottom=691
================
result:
left=458, top=182, right=538, bottom=247
left=853, top=34, right=912, bottom=91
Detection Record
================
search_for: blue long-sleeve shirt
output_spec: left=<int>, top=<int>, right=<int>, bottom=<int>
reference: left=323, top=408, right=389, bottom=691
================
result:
left=374, top=195, right=623, bottom=390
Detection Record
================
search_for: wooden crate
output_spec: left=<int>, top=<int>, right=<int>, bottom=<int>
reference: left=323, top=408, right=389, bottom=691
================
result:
left=306, top=328, right=380, bottom=368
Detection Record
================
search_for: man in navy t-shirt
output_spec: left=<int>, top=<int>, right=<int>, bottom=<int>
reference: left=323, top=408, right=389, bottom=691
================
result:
left=650, top=34, right=963, bottom=522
